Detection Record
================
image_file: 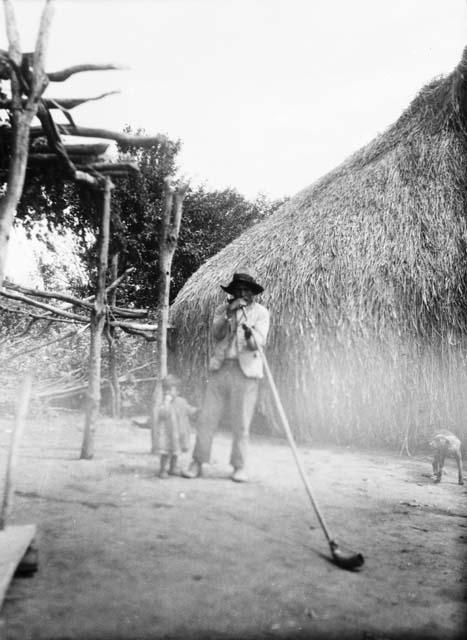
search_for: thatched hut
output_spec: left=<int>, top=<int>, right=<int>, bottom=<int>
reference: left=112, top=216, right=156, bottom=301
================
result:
left=171, top=47, right=467, bottom=450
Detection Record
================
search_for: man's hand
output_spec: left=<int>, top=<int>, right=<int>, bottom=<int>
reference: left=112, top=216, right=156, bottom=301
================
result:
left=242, top=323, right=252, bottom=340
left=227, top=297, right=247, bottom=315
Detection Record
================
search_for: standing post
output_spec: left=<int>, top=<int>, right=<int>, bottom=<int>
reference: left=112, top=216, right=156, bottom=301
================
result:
left=0, top=375, right=32, bottom=530
left=151, top=180, right=188, bottom=453
left=80, top=177, right=112, bottom=459
left=0, top=0, right=55, bottom=286
left=107, top=252, right=121, bottom=418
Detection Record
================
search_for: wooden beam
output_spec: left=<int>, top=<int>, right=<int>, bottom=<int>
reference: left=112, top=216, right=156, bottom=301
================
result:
left=110, top=320, right=159, bottom=331
left=80, top=162, right=139, bottom=175
left=27, top=156, right=139, bottom=176
left=0, top=288, right=88, bottom=322
left=4, top=281, right=93, bottom=310
left=4, top=280, right=148, bottom=319
left=117, top=325, right=158, bottom=341
left=0, top=524, right=37, bottom=608
left=46, top=91, right=120, bottom=109
left=30, top=125, right=169, bottom=148
left=47, top=63, right=125, bottom=82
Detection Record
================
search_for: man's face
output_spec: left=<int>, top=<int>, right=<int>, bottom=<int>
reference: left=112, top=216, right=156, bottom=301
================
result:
left=231, top=284, right=254, bottom=304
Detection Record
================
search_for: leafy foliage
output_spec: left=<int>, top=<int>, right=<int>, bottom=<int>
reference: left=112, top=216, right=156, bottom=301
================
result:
left=103, top=129, right=181, bottom=307
left=105, top=132, right=286, bottom=307
left=173, top=187, right=286, bottom=297
left=1, top=123, right=286, bottom=416
left=2, top=122, right=286, bottom=309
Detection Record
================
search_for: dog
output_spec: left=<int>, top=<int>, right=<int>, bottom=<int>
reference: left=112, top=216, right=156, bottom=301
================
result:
left=429, top=430, right=464, bottom=485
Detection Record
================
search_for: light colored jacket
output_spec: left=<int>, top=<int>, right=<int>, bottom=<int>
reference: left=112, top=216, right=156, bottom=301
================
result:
left=209, top=301, right=270, bottom=378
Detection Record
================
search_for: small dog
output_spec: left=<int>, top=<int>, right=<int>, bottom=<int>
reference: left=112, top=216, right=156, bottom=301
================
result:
left=429, top=430, right=464, bottom=485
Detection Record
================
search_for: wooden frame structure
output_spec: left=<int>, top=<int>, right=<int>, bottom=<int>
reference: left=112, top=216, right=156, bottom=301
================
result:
left=0, top=0, right=186, bottom=459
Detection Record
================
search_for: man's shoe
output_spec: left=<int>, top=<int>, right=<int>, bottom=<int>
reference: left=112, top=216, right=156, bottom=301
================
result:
left=168, top=465, right=181, bottom=476
left=168, top=456, right=181, bottom=476
left=158, top=454, right=169, bottom=479
left=181, top=460, right=203, bottom=479
left=231, top=468, right=248, bottom=483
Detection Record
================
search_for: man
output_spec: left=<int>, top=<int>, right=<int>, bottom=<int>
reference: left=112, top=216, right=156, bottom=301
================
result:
left=182, top=268, right=270, bottom=482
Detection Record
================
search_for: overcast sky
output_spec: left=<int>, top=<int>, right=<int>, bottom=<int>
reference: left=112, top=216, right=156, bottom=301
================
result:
left=3, top=0, right=467, bottom=201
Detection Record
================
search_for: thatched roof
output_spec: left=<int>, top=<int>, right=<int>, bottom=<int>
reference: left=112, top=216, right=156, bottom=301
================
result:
left=171, top=47, right=467, bottom=447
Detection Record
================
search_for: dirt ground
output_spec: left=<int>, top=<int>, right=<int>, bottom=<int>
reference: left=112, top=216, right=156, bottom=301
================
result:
left=0, top=414, right=466, bottom=640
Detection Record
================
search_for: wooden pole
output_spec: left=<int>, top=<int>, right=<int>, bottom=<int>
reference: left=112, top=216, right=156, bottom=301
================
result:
left=0, top=375, right=32, bottom=530
left=80, top=177, right=112, bottom=459
left=157, top=184, right=175, bottom=377
left=107, top=252, right=121, bottom=418
left=150, top=181, right=187, bottom=453
left=0, top=0, right=55, bottom=286
left=150, top=184, right=173, bottom=452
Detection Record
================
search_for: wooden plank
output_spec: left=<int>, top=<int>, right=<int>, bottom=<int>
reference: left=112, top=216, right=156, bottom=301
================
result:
left=0, top=376, right=32, bottom=529
left=0, top=524, right=36, bottom=608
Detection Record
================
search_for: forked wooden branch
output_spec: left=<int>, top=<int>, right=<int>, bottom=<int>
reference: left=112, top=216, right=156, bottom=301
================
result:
left=81, top=162, right=139, bottom=175
left=3, top=0, right=22, bottom=67
left=105, top=266, right=136, bottom=294
left=0, top=288, right=88, bottom=322
left=110, top=320, right=158, bottom=332
left=47, top=63, right=126, bottom=82
left=0, top=1, right=57, bottom=284
left=29, top=0, right=55, bottom=99
left=108, top=306, right=148, bottom=319
left=4, top=281, right=93, bottom=310
left=118, top=325, right=158, bottom=341
left=3, top=281, right=148, bottom=319
left=31, top=124, right=169, bottom=148
left=47, top=91, right=121, bottom=110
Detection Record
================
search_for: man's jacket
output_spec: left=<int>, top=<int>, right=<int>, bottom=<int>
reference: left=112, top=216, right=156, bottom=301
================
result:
left=208, top=301, right=270, bottom=378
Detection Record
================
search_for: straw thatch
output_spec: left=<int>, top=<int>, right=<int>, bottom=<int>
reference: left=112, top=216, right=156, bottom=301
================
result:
left=171, top=47, right=467, bottom=450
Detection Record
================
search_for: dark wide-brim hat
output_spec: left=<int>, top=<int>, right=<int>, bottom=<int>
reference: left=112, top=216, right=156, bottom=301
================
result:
left=221, top=269, right=264, bottom=296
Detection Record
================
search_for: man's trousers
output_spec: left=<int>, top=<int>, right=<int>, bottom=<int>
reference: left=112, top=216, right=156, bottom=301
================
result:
left=193, top=360, right=259, bottom=470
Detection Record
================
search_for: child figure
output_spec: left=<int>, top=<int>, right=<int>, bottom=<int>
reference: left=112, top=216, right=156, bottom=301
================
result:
left=156, top=375, right=198, bottom=479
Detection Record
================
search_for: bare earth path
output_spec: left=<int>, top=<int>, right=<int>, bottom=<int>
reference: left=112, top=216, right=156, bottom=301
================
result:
left=0, top=415, right=466, bottom=640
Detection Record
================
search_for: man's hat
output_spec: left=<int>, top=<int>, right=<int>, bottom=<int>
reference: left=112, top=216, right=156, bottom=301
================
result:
left=221, top=268, right=264, bottom=296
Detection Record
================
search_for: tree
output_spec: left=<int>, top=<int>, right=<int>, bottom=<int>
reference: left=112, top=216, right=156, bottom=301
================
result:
left=0, top=0, right=165, bottom=287
left=0, top=0, right=55, bottom=285
left=80, top=136, right=286, bottom=311
left=0, top=0, right=174, bottom=459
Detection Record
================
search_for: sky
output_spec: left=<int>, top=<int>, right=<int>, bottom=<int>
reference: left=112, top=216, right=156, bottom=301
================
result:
left=2, top=0, right=467, bottom=202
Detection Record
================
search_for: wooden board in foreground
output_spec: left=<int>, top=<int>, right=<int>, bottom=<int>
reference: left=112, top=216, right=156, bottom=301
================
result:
left=0, top=524, right=37, bottom=608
